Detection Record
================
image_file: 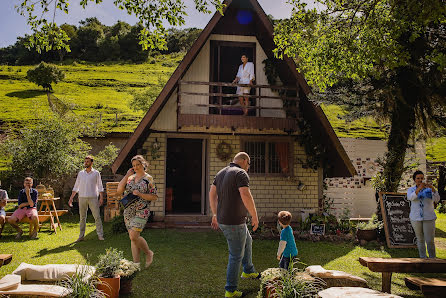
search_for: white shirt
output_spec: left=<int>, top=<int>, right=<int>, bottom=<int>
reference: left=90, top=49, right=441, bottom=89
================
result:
left=407, top=186, right=440, bottom=221
left=72, top=168, right=104, bottom=198
left=236, top=62, right=255, bottom=84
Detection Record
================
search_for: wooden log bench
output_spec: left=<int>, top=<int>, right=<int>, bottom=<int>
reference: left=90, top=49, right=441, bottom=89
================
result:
left=3, top=210, right=68, bottom=235
left=405, top=277, right=446, bottom=298
left=359, top=257, right=446, bottom=294
left=0, top=254, right=12, bottom=268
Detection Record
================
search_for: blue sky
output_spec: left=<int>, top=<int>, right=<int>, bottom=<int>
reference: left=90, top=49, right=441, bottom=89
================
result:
left=0, top=0, right=313, bottom=48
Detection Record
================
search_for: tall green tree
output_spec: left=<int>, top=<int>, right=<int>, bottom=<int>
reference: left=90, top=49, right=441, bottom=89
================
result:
left=0, top=114, right=118, bottom=195
left=16, top=0, right=224, bottom=53
left=275, top=0, right=446, bottom=191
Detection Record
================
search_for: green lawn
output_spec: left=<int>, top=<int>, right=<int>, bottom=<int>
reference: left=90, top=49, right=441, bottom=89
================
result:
left=1, top=212, right=445, bottom=297
left=0, top=57, right=445, bottom=160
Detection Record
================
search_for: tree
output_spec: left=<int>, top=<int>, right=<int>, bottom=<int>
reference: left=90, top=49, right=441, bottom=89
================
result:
left=274, top=0, right=446, bottom=191
left=0, top=114, right=118, bottom=196
left=26, top=62, right=65, bottom=91
left=16, top=0, right=224, bottom=53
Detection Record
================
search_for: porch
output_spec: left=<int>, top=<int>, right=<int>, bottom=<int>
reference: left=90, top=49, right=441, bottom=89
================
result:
left=177, top=80, right=300, bottom=131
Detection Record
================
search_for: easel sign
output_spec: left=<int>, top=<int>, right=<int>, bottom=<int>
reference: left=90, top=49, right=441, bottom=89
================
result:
left=310, top=223, right=325, bottom=235
left=379, top=192, right=417, bottom=248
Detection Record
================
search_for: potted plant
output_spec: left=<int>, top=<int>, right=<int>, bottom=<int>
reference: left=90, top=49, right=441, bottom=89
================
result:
left=58, top=266, right=104, bottom=298
left=258, top=262, right=325, bottom=298
left=116, top=258, right=140, bottom=295
left=356, top=214, right=382, bottom=241
left=95, top=248, right=123, bottom=298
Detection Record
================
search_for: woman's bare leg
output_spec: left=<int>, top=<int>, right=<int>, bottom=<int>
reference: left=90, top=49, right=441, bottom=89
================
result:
left=129, top=229, right=153, bottom=267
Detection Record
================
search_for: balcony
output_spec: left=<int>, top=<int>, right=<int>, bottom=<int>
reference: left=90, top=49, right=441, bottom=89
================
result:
left=177, top=81, right=300, bottom=131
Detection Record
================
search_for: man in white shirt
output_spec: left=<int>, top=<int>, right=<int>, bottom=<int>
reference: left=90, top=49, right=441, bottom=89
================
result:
left=69, top=155, right=104, bottom=241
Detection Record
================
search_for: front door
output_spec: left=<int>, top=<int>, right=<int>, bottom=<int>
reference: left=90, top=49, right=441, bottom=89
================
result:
left=166, top=138, right=204, bottom=214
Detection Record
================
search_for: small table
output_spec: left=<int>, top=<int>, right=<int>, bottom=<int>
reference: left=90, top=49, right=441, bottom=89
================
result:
left=38, top=197, right=62, bottom=233
left=0, top=254, right=12, bottom=268
left=359, top=257, right=446, bottom=293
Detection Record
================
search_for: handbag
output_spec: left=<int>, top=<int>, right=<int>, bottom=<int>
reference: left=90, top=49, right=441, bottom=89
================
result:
left=120, top=193, right=139, bottom=208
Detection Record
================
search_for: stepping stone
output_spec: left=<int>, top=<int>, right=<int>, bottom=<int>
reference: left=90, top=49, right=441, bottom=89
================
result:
left=318, top=287, right=403, bottom=298
left=305, top=265, right=368, bottom=288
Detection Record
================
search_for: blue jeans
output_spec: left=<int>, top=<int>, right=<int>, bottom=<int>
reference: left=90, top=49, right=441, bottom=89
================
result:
left=219, top=223, right=256, bottom=292
left=411, top=220, right=436, bottom=258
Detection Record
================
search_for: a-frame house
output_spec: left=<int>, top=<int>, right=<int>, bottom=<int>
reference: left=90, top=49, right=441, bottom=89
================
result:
left=112, top=0, right=356, bottom=223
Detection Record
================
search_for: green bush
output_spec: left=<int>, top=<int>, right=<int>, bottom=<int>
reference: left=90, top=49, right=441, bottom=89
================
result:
left=26, top=62, right=65, bottom=91
left=111, top=215, right=127, bottom=234
left=57, top=266, right=103, bottom=298
left=258, top=262, right=325, bottom=298
left=95, top=248, right=123, bottom=278
left=437, top=201, right=446, bottom=214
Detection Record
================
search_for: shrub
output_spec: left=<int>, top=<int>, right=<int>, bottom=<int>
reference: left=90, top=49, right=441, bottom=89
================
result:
left=95, top=248, right=123, bottom=278
left=258, top=262, right=325, bottom=298
left=437, top=201, right=446, bottom=214
left=111, top=215, right=127, bottom=234
left=26, top=62, right=65, bottom=91
left=57, top=266, right=103, bottom=298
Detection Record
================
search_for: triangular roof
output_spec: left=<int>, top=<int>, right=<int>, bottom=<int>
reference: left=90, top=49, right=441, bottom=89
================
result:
left=112, top=0, right=356, bottom=178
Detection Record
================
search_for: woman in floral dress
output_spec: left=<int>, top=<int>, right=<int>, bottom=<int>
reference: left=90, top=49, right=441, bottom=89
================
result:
left=116, top=155, right=158, bottom=268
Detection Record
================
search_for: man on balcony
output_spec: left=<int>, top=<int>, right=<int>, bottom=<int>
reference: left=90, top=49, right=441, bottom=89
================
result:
left=233, top=54, right=255, bottom=116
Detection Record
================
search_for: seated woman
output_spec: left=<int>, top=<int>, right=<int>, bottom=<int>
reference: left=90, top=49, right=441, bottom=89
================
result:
left=407, top=170, right=441, bottom=258
left=232, top=54, right=255, bottom=116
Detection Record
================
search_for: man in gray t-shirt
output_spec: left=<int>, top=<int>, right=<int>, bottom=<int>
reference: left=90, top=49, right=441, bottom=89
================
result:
left=210, top=152, right=260, bottom=298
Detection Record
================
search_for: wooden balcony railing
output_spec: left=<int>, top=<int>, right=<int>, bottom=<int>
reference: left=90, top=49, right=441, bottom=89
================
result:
left=178, top=80, right=299, bottom=116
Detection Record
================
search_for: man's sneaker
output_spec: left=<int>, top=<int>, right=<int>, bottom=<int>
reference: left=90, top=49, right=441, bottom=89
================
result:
left=225, top=290, right=243, bottom=297
left=15, top=230, right=23, bottom=239
left=241, top=272, right=261, bottom=279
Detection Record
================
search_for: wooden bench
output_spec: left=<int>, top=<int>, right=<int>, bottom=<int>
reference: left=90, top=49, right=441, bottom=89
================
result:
left=0, top=254, right=12, bottom=268
left=4, top=210, right=68, bottom=234
left=405, top=277, right=446, bottom=298
left=359, top=257, right=446, bottom=293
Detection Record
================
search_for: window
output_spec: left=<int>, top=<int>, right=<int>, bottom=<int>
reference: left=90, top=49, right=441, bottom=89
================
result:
left=244, top=140, right=291, bottom=175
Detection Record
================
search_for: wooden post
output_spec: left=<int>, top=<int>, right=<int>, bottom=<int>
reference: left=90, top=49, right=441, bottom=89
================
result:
left=258, top=86, right=261, bottom=117
left=177, top=81, right=181, bottom=129
left=219, top=85, right=222, bottom=115
left=382, top=272, right=392, bottom=293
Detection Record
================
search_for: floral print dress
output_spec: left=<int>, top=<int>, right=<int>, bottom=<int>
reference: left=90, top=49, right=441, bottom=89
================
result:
left=123, top=173, right=157, bottom=231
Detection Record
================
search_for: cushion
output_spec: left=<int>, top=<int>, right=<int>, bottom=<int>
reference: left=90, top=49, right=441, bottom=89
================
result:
left=0, top=284, right=71, bottom=297
left=0, top=274, right=21, bottom=291
left=13, top=263, right=95, bottom=281
left=305, top=265, right=368, bottom=288
left=318, top=287, right=403, bottom=298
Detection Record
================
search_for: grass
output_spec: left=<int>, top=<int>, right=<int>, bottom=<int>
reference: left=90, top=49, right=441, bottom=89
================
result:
left=0, top=55, right=181, bottom=133
left=1, top=212, right=445, bottom=297
left=0, top=55, right=445, bottom=160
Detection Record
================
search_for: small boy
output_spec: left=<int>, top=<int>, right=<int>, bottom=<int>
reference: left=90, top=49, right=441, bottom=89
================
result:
left=277, top=211, right=298, bottom=270
left=0, top=187, right=8, bottom=238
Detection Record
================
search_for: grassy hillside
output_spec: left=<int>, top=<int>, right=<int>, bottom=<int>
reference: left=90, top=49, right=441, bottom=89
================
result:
left=0, top=54, right=181, bottom=133
left=0, top=56, right=444, bottom=161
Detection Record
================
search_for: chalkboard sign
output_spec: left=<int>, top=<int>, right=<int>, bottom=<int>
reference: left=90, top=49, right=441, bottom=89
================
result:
left=310, top=223, right=325, bottom=235
left=379, top=192, right=417, bottom=248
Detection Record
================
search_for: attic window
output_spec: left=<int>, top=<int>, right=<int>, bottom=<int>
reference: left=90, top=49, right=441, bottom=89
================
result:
left=244, top=140, right=291, bottom=175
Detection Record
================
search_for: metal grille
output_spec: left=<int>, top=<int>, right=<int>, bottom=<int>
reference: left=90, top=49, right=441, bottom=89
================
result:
left=244, top=141, right=265, bottom=174
left=245, top=141, right=289, bottom=174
